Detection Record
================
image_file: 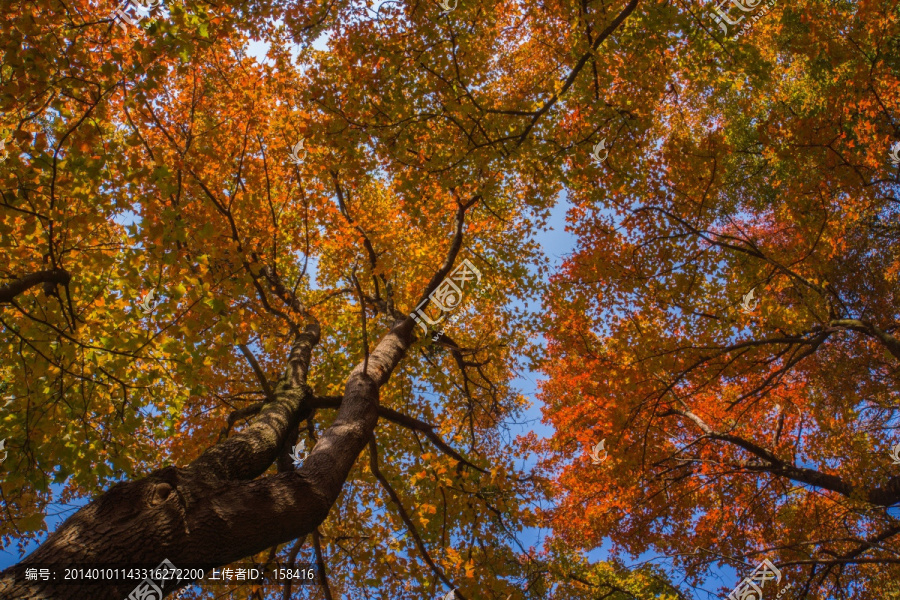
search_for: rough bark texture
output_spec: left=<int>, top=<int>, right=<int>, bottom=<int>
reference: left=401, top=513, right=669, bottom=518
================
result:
left=0, top=192, right=476, bottom=599
left=0, top=316, right=416, bottom=600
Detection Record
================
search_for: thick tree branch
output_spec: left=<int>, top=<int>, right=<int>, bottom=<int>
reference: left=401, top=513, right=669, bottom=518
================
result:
left=830, top=318, right=900, bottom=361
left=667, top=407, right=900, bottom=506
left=0, top=211, right=471, bottom=600
left=377, top=406, right=486, bottom=473
left=0, top=315, right=388, bottom=599
left=0, top=268, right=71, bottom=304
left=188, top=323, right=321, bottom=482
left=306, top=396, right=485, bottom=472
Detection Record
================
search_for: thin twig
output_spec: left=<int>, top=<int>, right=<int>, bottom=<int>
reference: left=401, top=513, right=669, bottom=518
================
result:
left=369, top=438, right=464, bottom=599
left=312, top=528, right=334, bottom=600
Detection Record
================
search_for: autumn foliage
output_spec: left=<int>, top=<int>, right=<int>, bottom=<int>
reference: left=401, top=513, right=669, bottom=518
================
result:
left=540, top=0, right=900, bottom=597
left=0, top=0, right=899, bottom=597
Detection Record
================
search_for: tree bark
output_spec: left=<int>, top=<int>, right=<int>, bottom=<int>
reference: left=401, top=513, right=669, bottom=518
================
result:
left=0, top=269, right=71, bottom=304
left=0, top=316, right=416, bottom=599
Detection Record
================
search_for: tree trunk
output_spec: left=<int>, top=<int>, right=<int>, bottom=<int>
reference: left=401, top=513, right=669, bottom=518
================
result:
left=0, top=316, right=416, bottom=599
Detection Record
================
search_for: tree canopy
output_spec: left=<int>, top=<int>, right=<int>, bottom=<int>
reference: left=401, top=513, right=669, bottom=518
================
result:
left=0, top=0, right=898, bottom=597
